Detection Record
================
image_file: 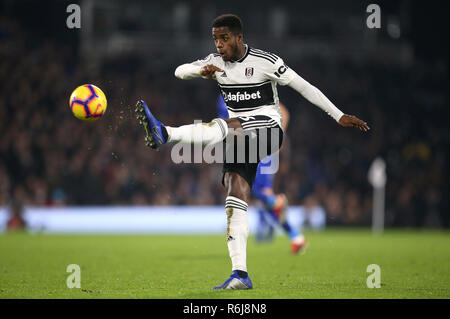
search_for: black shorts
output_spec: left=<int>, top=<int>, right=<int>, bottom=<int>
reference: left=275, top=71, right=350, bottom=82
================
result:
left=221, top=115, right=284, bottom=188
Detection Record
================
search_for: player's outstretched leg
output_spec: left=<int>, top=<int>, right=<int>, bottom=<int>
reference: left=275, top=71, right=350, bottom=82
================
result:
left=274, top=194, right=308, bottom=254
left=265, top=193, right=308, bottom=254
left=213, top=270, right=253, bottom=290
left=135, top=100, right=168, bottom=149
left=255, top=208, right=275, bottom=243
left=136, top=99, right=228, bottom=148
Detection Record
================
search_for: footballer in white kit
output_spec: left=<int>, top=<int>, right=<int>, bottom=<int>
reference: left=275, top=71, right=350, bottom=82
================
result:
left=135, top=14, right=370, bottom=290
left=177, top=45, right=294, bottom=130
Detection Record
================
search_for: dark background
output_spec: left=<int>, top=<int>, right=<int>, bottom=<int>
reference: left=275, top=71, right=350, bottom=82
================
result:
left=0, top=0, right=448, bottom=227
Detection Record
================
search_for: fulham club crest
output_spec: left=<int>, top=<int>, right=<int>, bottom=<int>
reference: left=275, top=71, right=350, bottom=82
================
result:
left=245, top=67, right=254, bottom=78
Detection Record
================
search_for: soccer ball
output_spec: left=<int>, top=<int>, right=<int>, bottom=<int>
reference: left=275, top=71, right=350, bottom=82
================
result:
left=69, top=84, right=107, bottom=121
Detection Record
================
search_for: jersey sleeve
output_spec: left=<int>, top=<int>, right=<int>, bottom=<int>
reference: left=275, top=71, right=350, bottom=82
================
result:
left=191, top=53, right=216, bottom=67
left=286, top=70, right=344, bottom=122
left=174, top=54, right=217, bottom=80
left=265, top=56, right=297, bottom=86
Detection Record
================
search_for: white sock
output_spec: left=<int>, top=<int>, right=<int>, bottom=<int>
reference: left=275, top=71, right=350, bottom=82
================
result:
left=291, top=234, right=306, bottom=244
left=166, top=118, right=228, bottom=145
left=225, top=196, right=249, bottom=272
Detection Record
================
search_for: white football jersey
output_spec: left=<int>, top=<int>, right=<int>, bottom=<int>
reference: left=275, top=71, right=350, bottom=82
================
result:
left=191, top=45, right=297, bottom=128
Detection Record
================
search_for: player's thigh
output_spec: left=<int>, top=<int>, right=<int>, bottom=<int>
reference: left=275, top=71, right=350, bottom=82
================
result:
left=259, top=126, right=283, bottom=158
left=231, top=115, right=284, bottom=157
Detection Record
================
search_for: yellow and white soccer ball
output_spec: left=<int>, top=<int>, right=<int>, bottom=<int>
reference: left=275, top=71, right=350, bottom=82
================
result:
left=69, top=84, right=107, bottom=121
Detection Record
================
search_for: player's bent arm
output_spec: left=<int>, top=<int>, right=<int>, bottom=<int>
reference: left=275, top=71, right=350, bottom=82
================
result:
left=174, top=54, right=223, bottom=80
left=287, top=72, right=344, bottom=122
left=174, top=63, right=203, bottom=80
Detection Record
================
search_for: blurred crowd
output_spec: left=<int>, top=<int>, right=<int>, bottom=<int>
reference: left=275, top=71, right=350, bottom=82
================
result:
left=0, top=13, right=448, bottom=228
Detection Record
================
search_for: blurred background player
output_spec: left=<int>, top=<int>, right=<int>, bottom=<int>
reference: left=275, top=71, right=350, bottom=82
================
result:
left=6, top=199, right=26, bottom=232
left=217, top=95, right=307, bottom=253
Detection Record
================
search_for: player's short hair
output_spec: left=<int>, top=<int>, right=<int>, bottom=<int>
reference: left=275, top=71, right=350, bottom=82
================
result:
left=212, top=14, right=243, bottom=35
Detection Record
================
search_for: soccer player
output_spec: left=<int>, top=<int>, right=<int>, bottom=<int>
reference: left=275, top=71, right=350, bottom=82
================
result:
left=136, top=14, right=370, bottom=290
left=217, top=95, right=307, bottom=253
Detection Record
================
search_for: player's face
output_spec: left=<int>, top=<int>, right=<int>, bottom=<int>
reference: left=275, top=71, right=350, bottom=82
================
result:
left=212, top=27, right=242, bottom=61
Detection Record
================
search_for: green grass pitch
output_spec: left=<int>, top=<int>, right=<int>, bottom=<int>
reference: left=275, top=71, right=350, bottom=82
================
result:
left=0, top=229, right=449, bottom=299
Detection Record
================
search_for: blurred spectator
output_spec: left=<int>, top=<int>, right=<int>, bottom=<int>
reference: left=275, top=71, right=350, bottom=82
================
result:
left=303, top=195, right=326, bottom=230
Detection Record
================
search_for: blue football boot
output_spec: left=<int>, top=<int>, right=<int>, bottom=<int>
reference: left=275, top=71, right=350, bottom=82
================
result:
left=135, top=100, right=167, bottom=149
left=213, top=270, right=253, bottom=290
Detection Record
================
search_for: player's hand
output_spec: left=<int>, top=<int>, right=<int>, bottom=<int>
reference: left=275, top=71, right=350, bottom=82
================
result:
left=200, top=64, right=224, bottom=79
left=338, top=114, right=370, bottom=132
